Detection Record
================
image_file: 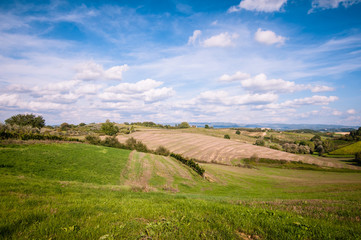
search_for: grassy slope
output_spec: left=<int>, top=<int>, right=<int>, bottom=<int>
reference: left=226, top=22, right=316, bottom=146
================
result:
left=1, top=143, right=361, bottom=239
left=330, top=141, right=361, bottom=155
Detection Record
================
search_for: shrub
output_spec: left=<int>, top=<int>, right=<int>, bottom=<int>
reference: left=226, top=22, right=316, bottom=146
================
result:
left=102, top=136, right=125, bottom=148
left=155, top=146, right=170, bottom=156
left=235, top=130, right=240, bottom=135
left=224, top=134, right=230, bottom=139
left=85, top=135, right=101, bottom=145
left=255, top=139, right=265, bottom=146
left=125, top=137, right=137, bottom=149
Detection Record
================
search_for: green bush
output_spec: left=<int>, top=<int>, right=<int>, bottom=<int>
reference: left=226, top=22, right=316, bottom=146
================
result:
left=235, top=130, right=240, bottom=135
left=85, top=135, right=101, bottom=145
left=101, top=120, right=119, bottom=136
left=224, top=134, right=230, bottom=139
left=155, top=146, right=170, bottom=156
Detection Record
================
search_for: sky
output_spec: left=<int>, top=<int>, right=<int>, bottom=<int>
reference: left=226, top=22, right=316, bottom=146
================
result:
left=0, top=0, right=361, bottom=125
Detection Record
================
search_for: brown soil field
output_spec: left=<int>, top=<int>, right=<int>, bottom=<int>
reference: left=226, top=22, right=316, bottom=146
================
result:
left=118, top=130, right=351, bottom=168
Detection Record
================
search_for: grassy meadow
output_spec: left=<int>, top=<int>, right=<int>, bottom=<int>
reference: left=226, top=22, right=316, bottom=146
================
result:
left=1, top=143, right=361, bottom=239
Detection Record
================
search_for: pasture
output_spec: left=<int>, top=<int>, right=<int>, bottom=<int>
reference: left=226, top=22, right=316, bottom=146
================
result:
left=1, top=143, right=361, bottom=239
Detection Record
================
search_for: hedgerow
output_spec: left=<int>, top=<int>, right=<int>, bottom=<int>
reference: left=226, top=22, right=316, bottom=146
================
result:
left=170, top=153, right=205, bottom=176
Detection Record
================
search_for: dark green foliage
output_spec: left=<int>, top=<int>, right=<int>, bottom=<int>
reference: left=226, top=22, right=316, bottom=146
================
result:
left=0, top=125, right=81, bottom=142
left=78, top=123, right=86, bottom=127
left=154, top=146, right=170, bottom=156
left=102, top=136, right=125, bottom=148
left=356, top=152, right=361, bottom=164
left=85, top=135, right=101, bottom=145
left=101, top=120, right=119, bottom=136
left=5, top=114, right=45, bottom=128
left=224, top=134, right=230, bottom=139
left=235, top=130, right=240, bottom=135
left=170, top=153, right=205, bottom=176
left=204, top=124, right=209, bottom=129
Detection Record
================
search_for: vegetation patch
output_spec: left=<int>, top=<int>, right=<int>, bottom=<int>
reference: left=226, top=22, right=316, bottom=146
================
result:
left=330, top=141, right=361, bottom=155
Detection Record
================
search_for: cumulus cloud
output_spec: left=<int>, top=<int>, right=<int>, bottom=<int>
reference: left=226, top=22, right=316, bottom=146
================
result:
left=220, top=72, right=335, bottom=94
left=187, top=30, right=202, bottom=45
left=219, top=71, right=250, bottom=82
left=202, top=32, right=238, bottom=47
left=254, top=28, right=286, bottom=46
left=105, top=79, right=163, bottom=94
left=75, top=61, right=129, bottom=81
left=309, top=0, right=361, bottom=13
left=240, top=73, right=304, bottom=93
left=75, top=61, right=103, bottom=81
left=101, top=79, right=175, bottom=103
left=104, top=65, right=129, bottom=80
left=347, top=109, right=356, bottom=114
left=228, top=0, right=288, bottom=13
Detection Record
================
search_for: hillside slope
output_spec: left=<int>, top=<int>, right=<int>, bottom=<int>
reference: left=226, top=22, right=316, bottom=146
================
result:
left=119, top=130, right=347, bottom=168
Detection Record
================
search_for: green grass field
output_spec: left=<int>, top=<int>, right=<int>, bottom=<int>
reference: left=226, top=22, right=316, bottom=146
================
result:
left=330, top=141, right=361, bottom=155
left=1, top=143, right=361, bottom=239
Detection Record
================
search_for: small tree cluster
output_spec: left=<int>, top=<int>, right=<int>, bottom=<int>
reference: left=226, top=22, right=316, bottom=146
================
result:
left=154, top=146, right=170, bottom=156
left=282, top=143, right=311, bottom=154
left=5, top=114, right=45, bottom=128
left=101, top=120, right=119, bottom=136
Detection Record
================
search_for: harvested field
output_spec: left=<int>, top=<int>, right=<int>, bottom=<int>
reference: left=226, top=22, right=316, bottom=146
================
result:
left=121, top=150, right=198, bottom=191
left=119, top=130, right=352, bottom=168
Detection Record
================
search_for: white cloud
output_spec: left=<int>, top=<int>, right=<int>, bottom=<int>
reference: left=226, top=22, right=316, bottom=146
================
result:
left=229, top=0, right=288, bottom=13
left=254, top=28, right=286, bottom=46
left=144, top=87, right=176, bottom=103
left=240, top=73, right=303, bottom=93
left=75, top=61, right=128, bottom=81
left=196, top=90, right=278, bottom=106
left=75, top=61, right=103, bottom=81
left=309, top=0, right=361, bottom=13
left=282, top=95, right=338, bottom=107
left=0, top=94, right=20, bottom=107
left=311, top=85, right=335, bottom=92
left=219, top=71, right=251, bottom=82
left=104, top=65, right=129, bottom=81
left=202, top=32, right=238, bottom=47
left=100, top=79, right=175, bottom=103
left=347, top=109, right=356, bottom=114
left=187, top=30, right=202, bottom=45
left=105, top=79, right=163, bottom=94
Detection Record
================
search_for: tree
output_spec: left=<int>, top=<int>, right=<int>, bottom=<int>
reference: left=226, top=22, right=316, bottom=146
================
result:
left=235, top=130, right=240, bottom=135
left=224, top=134, right=230, bottom=139
left=355, top=152, right=361, bottom=164
left=60, top=122, right=70, bottom=131
left=178, top=122, right=190, bottom=128
left=5, top=114, right=45, bottom=128
left=205, top=124, right=209, bottom=129
left=101, top=120, right=119, bottom=136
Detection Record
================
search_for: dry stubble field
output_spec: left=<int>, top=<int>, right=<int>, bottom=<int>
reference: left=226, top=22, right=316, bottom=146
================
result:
left=117, top=130, right=350, bottom=168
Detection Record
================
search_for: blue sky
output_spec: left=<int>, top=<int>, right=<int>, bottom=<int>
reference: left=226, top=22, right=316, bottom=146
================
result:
left=0, top=0, right=361, bottom=125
